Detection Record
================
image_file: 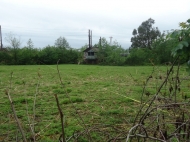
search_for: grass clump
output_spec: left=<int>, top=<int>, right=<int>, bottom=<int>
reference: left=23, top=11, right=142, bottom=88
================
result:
left=61, top=97, right=84, bottom=104
left=0, top=64, right=190, bottom=141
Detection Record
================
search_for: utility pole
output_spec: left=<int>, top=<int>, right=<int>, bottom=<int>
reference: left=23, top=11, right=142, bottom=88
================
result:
left=0, top=25, right=2, bottom=50
left=109, top=36, right=113, bottom=45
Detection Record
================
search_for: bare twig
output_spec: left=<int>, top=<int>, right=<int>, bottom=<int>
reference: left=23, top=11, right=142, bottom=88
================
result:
left=127, top=56, right=190, bottom=141
left=174, top=61, right=180, bottom=103
left=140, top=64, right=155, bottom=104
left=31, top=73, right=40, bottom=141
left=6, top=72, right=27, bottom=142
left=23, top=81, right=35, bottom=141
left=54, top=94, right=66, bottom=142
left=126, top=124, right=143, bottom=142
left=133, top=56, right=179, bottom=127
left=128, top=134, right=166, bottom=142
left=56, top=59, right=92, bottom=141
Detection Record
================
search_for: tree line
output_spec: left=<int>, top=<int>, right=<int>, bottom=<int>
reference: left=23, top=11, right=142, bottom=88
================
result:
left=0, top=36, right=79, bottom=65
left=1, top=18, right=189, bottom=66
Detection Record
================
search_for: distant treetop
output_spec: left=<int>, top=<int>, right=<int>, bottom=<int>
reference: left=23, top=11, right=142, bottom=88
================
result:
left=130, top=18, right=161, bottom=49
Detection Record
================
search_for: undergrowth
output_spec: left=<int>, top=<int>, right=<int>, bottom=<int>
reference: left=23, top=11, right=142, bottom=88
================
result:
left=0, top=63, right=190, bottom=141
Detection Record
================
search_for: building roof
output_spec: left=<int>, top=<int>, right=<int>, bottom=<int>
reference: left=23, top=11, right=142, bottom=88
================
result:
left=83, top=47, right=99, bottom=52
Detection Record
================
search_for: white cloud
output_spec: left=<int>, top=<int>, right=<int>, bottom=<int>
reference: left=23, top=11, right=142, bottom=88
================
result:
left=1, top=0, right=190, bottom=48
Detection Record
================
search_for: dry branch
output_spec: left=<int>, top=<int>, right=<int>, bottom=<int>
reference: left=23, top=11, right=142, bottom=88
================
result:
left=56, top=59, right=92, bottom=141
left=6, top=72, right=27, bottom=142
left=54, top=94, right=66, bottom=142
left=126, top=56, right=190, bottom=141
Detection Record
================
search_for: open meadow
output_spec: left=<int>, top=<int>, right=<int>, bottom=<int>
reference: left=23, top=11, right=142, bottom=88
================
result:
left=0, top=64, right=190, bottom=141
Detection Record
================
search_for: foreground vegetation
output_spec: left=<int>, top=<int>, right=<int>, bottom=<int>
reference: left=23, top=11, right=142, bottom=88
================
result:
left=0, top=64, right=190, bottom=141
left=0, top=19, right=190, bottom=141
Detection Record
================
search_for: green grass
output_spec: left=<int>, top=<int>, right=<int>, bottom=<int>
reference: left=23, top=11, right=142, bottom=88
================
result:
left=0, top=64, right=189, bottom=141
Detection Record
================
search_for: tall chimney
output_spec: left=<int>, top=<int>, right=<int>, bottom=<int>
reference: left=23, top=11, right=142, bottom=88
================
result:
left=91, top=30, right=92, bottom=48
left=109, top=36, right=113, bottom=45
left=88, top=29, right=90, bottom=48
left=99, top=37, right=101, bottom=47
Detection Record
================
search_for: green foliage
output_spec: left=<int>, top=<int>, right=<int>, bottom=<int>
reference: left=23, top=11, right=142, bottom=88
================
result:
left=167, top=19, right=190, bottom=73
left=131, top=18, right=161, bottom=49
left=38, top=46, right=59, bottom=64
left=17, top=47, right=39, bottom=65
left=125, top=48, right=152, bottom=65
left=1, top=35, right=79, bottom=65
left=151, top=34, right=176, bottom=64
left=97, top=37, right=126, bottom=65
left=0, top=45, right=79, bottom=65
left=0, top=50, right=11, bottom=64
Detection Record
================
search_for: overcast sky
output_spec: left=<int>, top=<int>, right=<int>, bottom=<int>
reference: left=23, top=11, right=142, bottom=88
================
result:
left=1, top=0, right=190, bottom=49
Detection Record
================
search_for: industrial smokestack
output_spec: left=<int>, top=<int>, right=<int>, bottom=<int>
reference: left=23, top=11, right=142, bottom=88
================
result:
left=91, top=30, right=92, bottom=48
left=109, top=36, right=113, bottom=45
left=99, top=37, right=101, bottom=47
left=88, top=29, right=90, bottom=48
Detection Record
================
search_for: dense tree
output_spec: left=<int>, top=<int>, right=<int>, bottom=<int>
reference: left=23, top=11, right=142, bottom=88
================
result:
left=37, top=45, right=78, bottom=64
left=54, top=36, right=70, bottom=49
left=17, top=47, right=38, bottom=65
left=97, top=38, right=126, bottom=65
left=0, top=49, right=11, bottom=64
left=38, top=46, right=59, bottom=64
left=20, top=39, right=37, bottom=64
left=131, top=18, right=161, bottom=49
left=97, top=37, right=109, bottom=63
left=151, top=33, right=176, bottom=64
left=125, top=48, right=153, bottom=65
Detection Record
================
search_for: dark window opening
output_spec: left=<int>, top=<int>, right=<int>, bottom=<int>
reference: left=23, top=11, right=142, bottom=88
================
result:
left=88, top=52, right=94, bottom=56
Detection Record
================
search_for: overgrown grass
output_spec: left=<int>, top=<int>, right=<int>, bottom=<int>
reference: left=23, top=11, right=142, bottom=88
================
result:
left=0, top=64, right=189, bottom=141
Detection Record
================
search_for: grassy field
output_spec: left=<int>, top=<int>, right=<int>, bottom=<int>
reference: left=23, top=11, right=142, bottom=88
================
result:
left=0, top=64, right=189, bottom=141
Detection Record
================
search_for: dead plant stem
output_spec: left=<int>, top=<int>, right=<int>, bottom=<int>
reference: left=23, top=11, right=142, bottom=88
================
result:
left=6, top=72, right=27, bottom=142
left=56, top=59, right=92, bottom=141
